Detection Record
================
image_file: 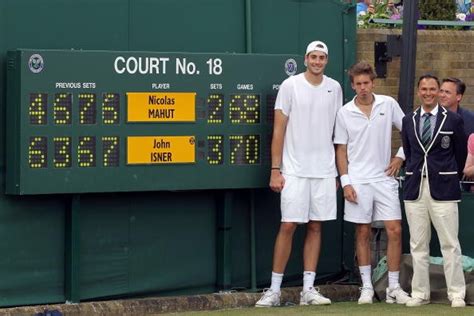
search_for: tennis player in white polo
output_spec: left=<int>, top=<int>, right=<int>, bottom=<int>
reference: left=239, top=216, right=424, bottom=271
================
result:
left=334, top=61, right=410, bottom=305
left=255, top=40, right=342, bottom=307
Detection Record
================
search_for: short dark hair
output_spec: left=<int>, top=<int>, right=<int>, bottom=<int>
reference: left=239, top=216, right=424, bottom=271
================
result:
left=348, top=61, right=376, bottom=83
left=442, top=77, right=466, bottom=95
left=417, top=74, right=440, bottom=88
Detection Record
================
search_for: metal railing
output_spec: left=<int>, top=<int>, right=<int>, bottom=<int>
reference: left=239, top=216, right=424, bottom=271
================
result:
left=371, top=18, right=474, bottom=27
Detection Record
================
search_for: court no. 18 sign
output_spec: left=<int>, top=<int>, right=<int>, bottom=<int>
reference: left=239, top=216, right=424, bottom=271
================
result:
left=6, top=49, right=302, bottom=194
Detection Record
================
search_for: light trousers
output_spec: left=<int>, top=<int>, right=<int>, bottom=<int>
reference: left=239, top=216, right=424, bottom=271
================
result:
left=404, top=178, right=465, bottom=301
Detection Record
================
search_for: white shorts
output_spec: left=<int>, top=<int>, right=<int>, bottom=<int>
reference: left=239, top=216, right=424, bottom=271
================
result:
left=280, top=174, right=337, bottom=223
left=344, top=179, right=401, bottom=224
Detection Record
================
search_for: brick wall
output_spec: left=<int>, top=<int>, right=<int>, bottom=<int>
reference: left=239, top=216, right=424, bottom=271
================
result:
left=356, top=29, right=474, bottom=151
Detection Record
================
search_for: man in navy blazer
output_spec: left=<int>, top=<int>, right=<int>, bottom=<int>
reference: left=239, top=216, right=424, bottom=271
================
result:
left=439, top=77, right=474, bottom=137
left=439, top=77, right=474, bottom=191
left=401, top=74, right=467, bottom=308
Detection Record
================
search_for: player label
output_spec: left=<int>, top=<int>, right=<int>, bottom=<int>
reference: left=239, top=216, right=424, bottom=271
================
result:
left=127, top=136, right=195, bottom=164
left=127, top=92, right=196, bottom=122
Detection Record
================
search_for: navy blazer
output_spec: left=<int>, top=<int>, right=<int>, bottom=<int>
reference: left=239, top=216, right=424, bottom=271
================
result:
left=401, top=106, right=467, bottom=201
left=457, top=106, right=474, bottom=136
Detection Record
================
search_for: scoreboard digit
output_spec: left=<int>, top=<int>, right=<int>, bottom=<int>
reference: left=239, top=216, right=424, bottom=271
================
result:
left=102, top=93, right=120, bottom=124
left=6, top=50, right=302, bottom=194
left=103, top=136, right=120, bottom=167
left=78, top=93, right=97, bottom=124
left=53, top=137, right=72, bottom=168
left=207, top=135, right=223, bottom=165
left=207, top=94, right=224, bottom=124
left=28, top=136, right=47, bottom=168
left=230, top=135, right=260, bottom=165
left=29, top=93, right=47, bottom=125
left=229, top=94, right=260, bottom=124
left=78, top=136, right=96, bottom=167
left=53, top=93, right=72, bottom=125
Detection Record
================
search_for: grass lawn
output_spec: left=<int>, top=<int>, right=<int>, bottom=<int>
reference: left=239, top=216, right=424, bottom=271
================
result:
left=173, top=302, right=473, bottom=315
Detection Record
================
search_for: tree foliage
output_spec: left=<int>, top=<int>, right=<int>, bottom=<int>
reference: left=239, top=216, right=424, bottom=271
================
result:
left=419, top=0, right=456, bottom=21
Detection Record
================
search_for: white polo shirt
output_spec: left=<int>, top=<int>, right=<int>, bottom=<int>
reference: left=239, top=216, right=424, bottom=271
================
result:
left=276, top=73, right=343, bottom=178
left=334, top=94, right=404, bottom=184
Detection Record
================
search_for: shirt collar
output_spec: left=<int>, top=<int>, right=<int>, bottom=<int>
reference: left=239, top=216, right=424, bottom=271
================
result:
left=420, top=104, right=439, bottom=117
left=348, top=93, right=383, bottom=112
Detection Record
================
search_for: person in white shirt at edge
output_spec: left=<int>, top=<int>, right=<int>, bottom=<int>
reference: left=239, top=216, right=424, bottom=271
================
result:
left=334, top=62, right=410, bottom=305
left=255, top=40, right=342, bottom=307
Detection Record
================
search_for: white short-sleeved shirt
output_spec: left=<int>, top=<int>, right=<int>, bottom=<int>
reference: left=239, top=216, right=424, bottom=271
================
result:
left=334, top=94, right=404, bottom=184
left=275, top=73, right=343, bottom=178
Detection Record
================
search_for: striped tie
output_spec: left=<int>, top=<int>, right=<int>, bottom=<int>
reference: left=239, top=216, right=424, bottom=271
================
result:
left=421, top=113, right=432, bottom=148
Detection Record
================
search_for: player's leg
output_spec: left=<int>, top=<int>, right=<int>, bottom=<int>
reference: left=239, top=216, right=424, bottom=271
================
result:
left=404, top=179, right=432, bottom=307
left=373, top=179, right=410, bottom=304
left=256, top=175, right=309, bottom=307
left=355, top=223, right=375, bottom=304
left=343, top=182, right=375, bottom=304
left=298, top=177, right=337, bottom=306
left=429, top=200, right=465, bottom=307
left=383, top=220, right=410, bottom=304
left=299, top=220, right=331, bottom=305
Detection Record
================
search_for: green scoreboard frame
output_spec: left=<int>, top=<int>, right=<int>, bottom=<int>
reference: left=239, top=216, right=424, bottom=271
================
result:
left=6, top=49, right=303, bottom=195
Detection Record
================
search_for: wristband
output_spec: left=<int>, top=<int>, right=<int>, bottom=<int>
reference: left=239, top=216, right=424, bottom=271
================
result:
left=340, top=174, right=352, bottom=187
left=271, top=167, right=280, bottom=170
left=395, top=147, right=405, bottom=161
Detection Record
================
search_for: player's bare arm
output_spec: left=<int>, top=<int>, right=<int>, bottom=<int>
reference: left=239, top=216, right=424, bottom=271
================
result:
left=269, top=110, right=288, bottom=192
left=335, top=144, right=357, bottom=204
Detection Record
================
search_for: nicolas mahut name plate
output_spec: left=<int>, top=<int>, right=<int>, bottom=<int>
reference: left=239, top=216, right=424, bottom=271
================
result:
left=127, top=92, right=196, bottom=122
left=127, top=92, right=196, bottom=164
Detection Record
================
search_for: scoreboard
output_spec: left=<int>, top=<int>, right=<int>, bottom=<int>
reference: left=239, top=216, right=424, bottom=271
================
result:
left=6, top=49, right=302, bottom=195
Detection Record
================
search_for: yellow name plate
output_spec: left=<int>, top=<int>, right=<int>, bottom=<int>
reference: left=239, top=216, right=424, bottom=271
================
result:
left=127, top=92, right=196, bottom=122
left=127, top=136, right=195, bottom=164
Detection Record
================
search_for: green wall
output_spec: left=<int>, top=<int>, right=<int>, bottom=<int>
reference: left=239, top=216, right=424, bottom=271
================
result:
left=0, top=0, right=356, bottom=307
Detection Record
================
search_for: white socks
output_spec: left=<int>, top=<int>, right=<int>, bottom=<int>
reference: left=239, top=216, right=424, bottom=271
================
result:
left=359, top=265, right=373, bottom=289
left=303, top=271, right=316, bottom=292
left=359, top=267, right=400, bottom=289
left=270, top=272, right=284, bottom=293
left=388, top=271, right=400, bottom=289
left=270, top=271, right=317, bottom=293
